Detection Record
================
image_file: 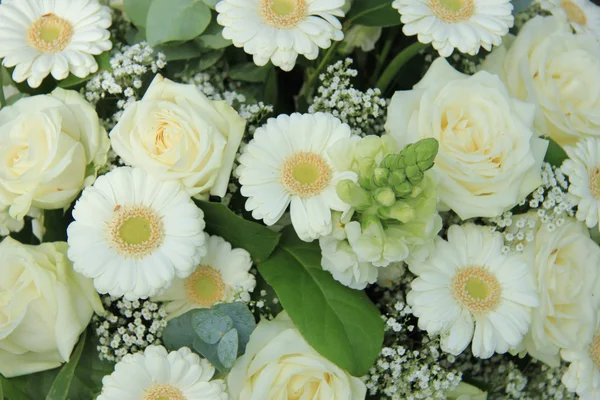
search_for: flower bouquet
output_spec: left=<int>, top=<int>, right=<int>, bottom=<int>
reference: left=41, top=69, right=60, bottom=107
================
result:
left=0, top=0, right=599, bottom=399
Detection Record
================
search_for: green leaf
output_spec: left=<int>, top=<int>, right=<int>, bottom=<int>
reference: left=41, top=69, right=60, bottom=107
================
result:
left=512, top=0, right=533, bottom=13
left=124, top=0, right=152, bottom=28
left=0, top=379, right=3, bottom=400
left=45, top=332, right=86, bottom=400
left=212, top=303, right=256, bottom=355
left=146, top=0, right=212, bottom=46
left=264, top=66, right=278, bottom=106
left=196, top=201, right=281, bottom=263
left=163, top=311, right=198, bottom=351
left=217, top=329, right=239, bottom=369
left=195, top=20, right=232, bottom=50
left=202, top=0, right=219, bottom=8
left=347, top=0, right=401, bottom=27
left=0, top=376, right=30, bottom=400
left=258, top=227, right=384, bottom=377
left=43, top=209, right=70, bottom=242
left=191, top=310, right=234, bottom=344
left=192, top=337, right=226, bottom=372
left=197, top=49, right=225, bottom=71
left=544, top=137, right=568, bottom=168
left=156, top=41, right=203, bottom=61
left=228, top=63, right=268, bottom=83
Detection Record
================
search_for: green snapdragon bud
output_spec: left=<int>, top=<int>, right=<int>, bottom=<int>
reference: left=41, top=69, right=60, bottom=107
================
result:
left=337, top=180, right=370, bottom=209
left=387, top=170, right=406, bottom=186
left=372, top=168, right=390, bottom=187
left=393, top=182, right=412, bottom=198
left=378, top=201, right=415, bottom=223
left=373, top=187, right=396, bottom=207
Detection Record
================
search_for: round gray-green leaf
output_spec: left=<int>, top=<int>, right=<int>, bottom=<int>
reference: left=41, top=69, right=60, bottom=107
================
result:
left=217, top=329, right=239, bottom=369
left=146, top=0, right=212, bottom=46
left=191, top=310, right=234, bottom=344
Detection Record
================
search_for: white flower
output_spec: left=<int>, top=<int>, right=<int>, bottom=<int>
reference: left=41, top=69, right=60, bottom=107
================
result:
left=0, top=206, right=24, bottom=236
left=216, top=0, right=345, bottom=71
left=236, top=113, right=357, bottom=242
left=0, top=0, right=112, bottom=88
left=319, top=213, right=379, bottom=289
left=407, top=224, right=539, bottom=359
left=512, top=213, right=600, bottom=366
left=67, top=167, right=207, bottom=300
left=562, top=138, right=600, bottom=230
left=152, top=234, right=256, bottom=319
left=0, top=88, right=110, bottom=220
left=483, top=16, right=600, bottom=146
left=386, top=58, right=548, bottom=219
left=110, top=74, right=246, bottom=199
left=227, top=312, right=366, bottom=399
left=98, top=346, right=228, bottom=400
left=0, top=238, right=103, bottom=378
left=561, top=319, right=600, bottom=399
left=392, top=0, right=513, bottom=57
left=539, top=0, right=600, bottom=39
left=340, top=25, right=383, bottom=54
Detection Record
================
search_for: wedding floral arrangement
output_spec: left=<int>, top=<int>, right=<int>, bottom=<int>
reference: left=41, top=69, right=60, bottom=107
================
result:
left=0, top=0, right=599, bottom=399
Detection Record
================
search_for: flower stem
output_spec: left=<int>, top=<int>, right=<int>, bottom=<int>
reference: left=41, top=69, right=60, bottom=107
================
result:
left=298, top=41, right=340, bottom=104
left=371, top=27, right=399, bottom=86
left=376, top=41, right=428, bottom=93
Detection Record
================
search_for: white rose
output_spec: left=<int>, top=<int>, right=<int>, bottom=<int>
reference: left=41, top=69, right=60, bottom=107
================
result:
left=110, top=74, right=246, bottom=198
left=519, top=214, right=600, bottom=362
left=386, top=58, right=548, bottom=219
left=0, top=88, right=109, bottom=220
left=0, top=237, right=103, bottom=377
left=227, top=312, right=366, bottom=400
left=483, top=16, right=600, bottom=146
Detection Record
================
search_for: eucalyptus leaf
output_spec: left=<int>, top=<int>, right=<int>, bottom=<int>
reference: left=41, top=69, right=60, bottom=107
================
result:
left=202, top=0, right=219, bottom=8
left=197, top=49, right=225, bottom=71
left=156, top=41, right=203, bottom=61
left=163, top=310, right=198, bottom=351
left=195, top=20, right=231, bottom=50
left=192, top=337, right=227, bottom=372
left=197, top=201, right=281, bottom=263
left=217, top=329, right=239, bottom=369
left=512, top=0, right=533, bottom=14
left=347, top=0, right=402, bottom=27
left=228, top=63, right=268, bottom=83
left=44, top=331, right=86, bottom=400
left=146, top=0, right=212, bottom=46
left=191, top=310, right=234, bottom=344
left=124, top=0, right=152, bottom=28
left=258, top=226, right=384, bottom=377
left=212, top=303, right=256, bottom=355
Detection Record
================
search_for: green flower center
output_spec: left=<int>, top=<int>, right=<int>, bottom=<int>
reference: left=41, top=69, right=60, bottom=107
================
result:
left=428, top=0, right=474, bottom=23
left=452, top=266, right=501, bottom=315
left=27, top=13, right=73, bottom=53
left=260, top=0, right=307, bottom=28
left=184, top=266, right=226, bottom=307
left=282, top=152, right=332, bottom=198
left=109, top=205, right=164, bottom=258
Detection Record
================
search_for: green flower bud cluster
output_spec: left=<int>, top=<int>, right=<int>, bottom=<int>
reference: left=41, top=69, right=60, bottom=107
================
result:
left=337, top=138, right=439, bottom=224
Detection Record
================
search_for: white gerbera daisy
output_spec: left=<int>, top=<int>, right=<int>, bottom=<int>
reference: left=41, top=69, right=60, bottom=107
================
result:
left=392, top=0, right=514, bottom=57
left=98, top=346, right=228, bottom=400
left=407, top=224, right=539, bottom=359
left=0, top=0, right=112, bottom=88
left=67, top=167, right=206, bottom=300
left=236, top=112, right=357, bottom=242
left=215, top=0, right=345, bottom=71
left=562, top=138, right=600, bottom=231
left=152, top=233, right=256, bottom=320
left=561, top=320, right=600, bottom=399
left=539, top=0, right=600, bottom=39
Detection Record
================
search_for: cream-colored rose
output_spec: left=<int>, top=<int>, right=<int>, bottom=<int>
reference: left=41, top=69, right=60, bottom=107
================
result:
left=517, top=213, right=600, bottom=363
left=0, top=237, right=103, bottom=377
left=110, top=74, right=246, bottom=198
left=0, top=88, right=109, bottom=220
left=483, top=16, right=600, bottom=146
left=227, top=312, right=366, bottom=400
left=386, top=58, right=548, bottom=219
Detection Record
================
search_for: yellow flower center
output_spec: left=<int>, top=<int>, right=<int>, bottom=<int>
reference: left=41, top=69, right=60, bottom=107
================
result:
left=452, top=266, right=501, bottom=315
left=590, top=168, right=600, bottom=200
left=184, top=266, right=226, bottom=307
left=142, top=384, right=185, bottom=400
left=590, top=332, right=600, bottom=371
left=281, top=152, right=331, bottom=198
left=429, top=0, right=475, bottom=23
left=561, top=0, right=587, bottom=25
left=108, top=205, right=164, bottom=258
left=27, top=13, right=73, bottom=53
left=260, top=0, right=307, bottom=28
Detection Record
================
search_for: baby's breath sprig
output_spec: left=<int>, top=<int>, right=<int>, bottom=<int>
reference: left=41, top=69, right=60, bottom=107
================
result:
left=92, top=295, right=168, bottom=363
